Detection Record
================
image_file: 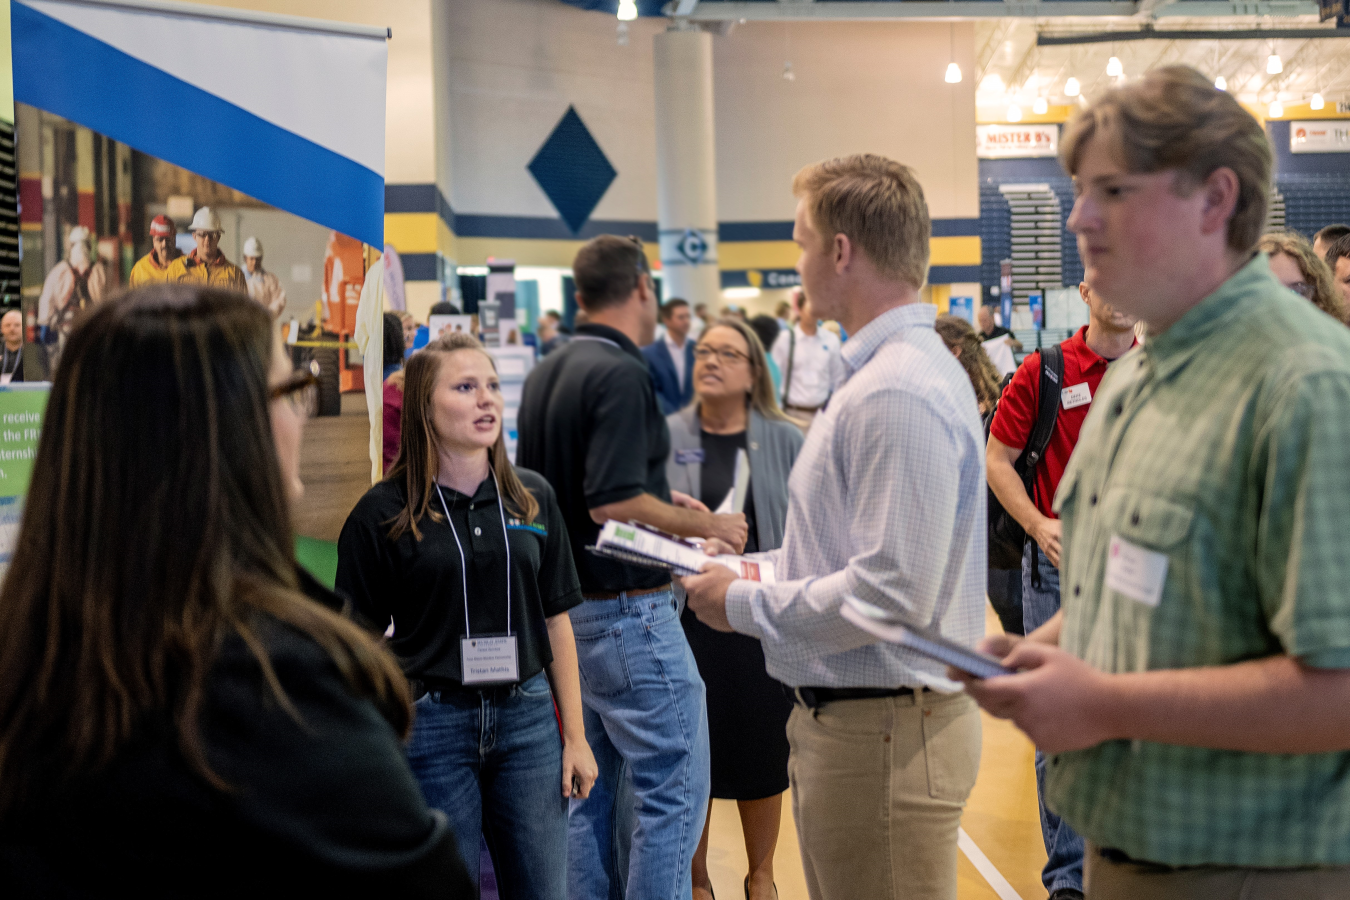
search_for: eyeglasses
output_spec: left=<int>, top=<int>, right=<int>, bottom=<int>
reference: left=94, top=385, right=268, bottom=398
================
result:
left=1288, top=281, right=1315, bottom=299
left=271, top=359, right=320, bottom=417
left=693, top=345, right=750, bottom=365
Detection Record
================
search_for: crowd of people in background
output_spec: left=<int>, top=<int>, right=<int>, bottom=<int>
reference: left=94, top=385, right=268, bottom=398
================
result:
left=10, top=62, right=1350, bottom=900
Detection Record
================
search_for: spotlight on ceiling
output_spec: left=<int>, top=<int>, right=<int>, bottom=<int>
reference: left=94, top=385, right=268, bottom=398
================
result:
left=1033, top=97, right=1049, bottom=115
left=1269, top=98, right=1285, bottom=118
left=1312, top=92, right=1326, bottom=110
left=1065, top=77, right=1081, bottom=97
left=1214, top=75, right=1227, bottom=91
left=617, top=0, right=638, bottom=21
left=1267, top=53, right=1283, bottom=75
left=1106, top=56, right=1123, bottom=77
left=946, top=62, right=962, bottom=84
left=1007, top=103, right=1023, bottom=122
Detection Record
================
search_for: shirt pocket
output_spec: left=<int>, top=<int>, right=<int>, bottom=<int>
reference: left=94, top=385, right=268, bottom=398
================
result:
left=1096, top=490, right=1197, bottom=671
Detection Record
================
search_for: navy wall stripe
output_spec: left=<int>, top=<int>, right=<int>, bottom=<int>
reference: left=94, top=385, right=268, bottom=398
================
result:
left=399, top=253, right=439, bottom=282
left=454, top=214, right=658, bottom=242
left=14, top=1, right=384, bottom=247
left=927, top=265, right=982, bottom=283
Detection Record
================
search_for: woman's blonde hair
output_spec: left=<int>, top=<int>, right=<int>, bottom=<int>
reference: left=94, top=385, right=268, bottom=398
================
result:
left=387, top=332, right=539, bottom=541
left=1257, top=231, right=1347, bottom=322
left=693, top=318, right=792, bottom=423
left=935, top=315, right=1003, bottom=412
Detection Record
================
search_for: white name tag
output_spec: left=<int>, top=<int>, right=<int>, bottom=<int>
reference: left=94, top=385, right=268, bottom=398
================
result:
left=1104, top=535, right=1169, bottom=607
left=461, top=635, right=519, bottom=684
left=1061, top=382, right=1092, bottom=410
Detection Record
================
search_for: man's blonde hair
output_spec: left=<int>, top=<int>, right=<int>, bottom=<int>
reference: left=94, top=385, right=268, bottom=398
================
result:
left=792, top=154, right=931, bottom=289
left=1060, top=65, right=1272, bottom=254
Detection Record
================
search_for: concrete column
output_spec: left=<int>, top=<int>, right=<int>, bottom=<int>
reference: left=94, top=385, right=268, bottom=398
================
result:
left=653, top=26, right=719, bottom=311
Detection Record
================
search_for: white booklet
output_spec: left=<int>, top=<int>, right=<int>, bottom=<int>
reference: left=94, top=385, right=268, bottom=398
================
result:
left=589, top=520, right=775, bottom=583
left=840, top=596, right=1013, bottom=679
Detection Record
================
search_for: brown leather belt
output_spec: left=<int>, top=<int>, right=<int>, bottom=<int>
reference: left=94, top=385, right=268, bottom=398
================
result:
left=786, top=404, right=823, bottom=413
left=583, top=584, right=673, bottom=601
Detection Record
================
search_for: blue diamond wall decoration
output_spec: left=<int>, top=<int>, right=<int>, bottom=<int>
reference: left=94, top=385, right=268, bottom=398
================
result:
left=528, top=106, right=617, bottom=234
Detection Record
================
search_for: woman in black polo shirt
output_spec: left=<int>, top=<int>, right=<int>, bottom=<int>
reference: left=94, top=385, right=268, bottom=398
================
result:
left=337, top=332, right=596, bottom=900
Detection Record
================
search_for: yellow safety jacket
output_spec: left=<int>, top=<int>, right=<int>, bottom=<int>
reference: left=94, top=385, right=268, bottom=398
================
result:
left=166, top=250, right=247, bottom=293
left=128, top=250, right=181, bottom=288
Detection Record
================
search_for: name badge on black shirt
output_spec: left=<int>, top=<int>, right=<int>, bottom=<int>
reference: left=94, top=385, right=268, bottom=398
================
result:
left=675, top=449, right=705, bottom=465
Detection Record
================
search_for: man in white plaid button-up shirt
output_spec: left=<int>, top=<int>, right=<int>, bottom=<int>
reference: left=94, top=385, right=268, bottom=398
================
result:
left=685, top=154, right=987, bottom=900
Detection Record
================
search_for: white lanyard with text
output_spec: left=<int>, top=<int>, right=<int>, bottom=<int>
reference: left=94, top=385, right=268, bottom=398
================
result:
left=435, top=470, right=519, bottom=684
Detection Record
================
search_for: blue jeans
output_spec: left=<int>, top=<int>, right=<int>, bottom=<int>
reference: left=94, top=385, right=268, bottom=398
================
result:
left=406, top=670, right=567, bottom=900
left=1023, top=542, right=1085, bottom=895
left=567, top=589, right=710, bottom=900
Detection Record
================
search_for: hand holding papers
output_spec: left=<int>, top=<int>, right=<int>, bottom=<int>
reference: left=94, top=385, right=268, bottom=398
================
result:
left=840, top=596, right=1013, bottom=679
left=589, top=520, right=775, bottom=583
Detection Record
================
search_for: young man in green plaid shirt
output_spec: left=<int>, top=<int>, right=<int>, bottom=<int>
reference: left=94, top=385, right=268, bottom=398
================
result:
left=962, top=66, right=1350, bottom=898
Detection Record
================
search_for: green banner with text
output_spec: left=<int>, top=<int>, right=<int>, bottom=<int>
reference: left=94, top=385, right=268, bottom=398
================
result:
left=0, top=385, right=49, bottom=564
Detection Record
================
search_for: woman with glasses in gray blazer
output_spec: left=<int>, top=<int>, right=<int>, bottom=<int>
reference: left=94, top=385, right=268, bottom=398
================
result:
left=666, top=318, right=803, bottom=900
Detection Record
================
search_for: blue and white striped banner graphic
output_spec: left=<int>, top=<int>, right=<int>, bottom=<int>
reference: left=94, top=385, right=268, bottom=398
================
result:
left=12, top=0, right=388, bottom=246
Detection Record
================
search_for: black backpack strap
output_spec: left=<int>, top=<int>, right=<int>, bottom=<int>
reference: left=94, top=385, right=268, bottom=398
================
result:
left=1018, top=342, right=1063, bottom=479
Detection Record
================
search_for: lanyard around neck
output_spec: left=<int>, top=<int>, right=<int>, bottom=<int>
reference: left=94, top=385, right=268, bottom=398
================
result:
left=434, top=469, right=512, bottom=639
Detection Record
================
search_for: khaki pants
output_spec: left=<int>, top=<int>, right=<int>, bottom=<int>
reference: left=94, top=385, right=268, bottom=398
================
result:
left=787, top=690, right=981, bottom=900
left=1086, top=846, right=1350, bottom=899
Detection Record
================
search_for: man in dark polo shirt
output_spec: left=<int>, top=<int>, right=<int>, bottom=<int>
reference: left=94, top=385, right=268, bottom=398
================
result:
left=986, top=279, right=1136, bottom=900
left=517, top=235, right=747, bottom=900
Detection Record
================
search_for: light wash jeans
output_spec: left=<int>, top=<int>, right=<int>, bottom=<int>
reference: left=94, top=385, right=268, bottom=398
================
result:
left=1023, top=542, right=1085, bottom=896
left=567, top=588, right=710, bottom=900
left=406, top=670, right=567, bottom=900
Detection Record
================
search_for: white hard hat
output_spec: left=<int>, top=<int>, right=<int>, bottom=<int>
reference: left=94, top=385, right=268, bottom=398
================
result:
left=66, top=225, right=92, bottom=247
left=189, top=206, right=223, bottom=233
left=242, top=236, right=263, bottom=258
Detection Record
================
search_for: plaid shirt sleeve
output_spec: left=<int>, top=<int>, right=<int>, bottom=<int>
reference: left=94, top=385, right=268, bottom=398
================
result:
left=1257, top=367, right=1350, bottom=668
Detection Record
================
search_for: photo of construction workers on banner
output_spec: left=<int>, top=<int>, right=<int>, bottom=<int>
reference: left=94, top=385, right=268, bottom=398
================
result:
left=16, top=103, right=377, bottom=393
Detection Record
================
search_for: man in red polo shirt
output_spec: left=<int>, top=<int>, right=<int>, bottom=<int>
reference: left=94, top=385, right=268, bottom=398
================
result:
left=986, top=280, right=1136, bottom=900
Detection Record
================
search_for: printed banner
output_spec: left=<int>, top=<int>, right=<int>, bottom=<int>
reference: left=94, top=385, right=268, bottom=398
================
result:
left=976, top=124, right=1059, bottom=159
left=0, top=384, right=49, bottom=567
left=1290, top=121, right=1350, bottom=154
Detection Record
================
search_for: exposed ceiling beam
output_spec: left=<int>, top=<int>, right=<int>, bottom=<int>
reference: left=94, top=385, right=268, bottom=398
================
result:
left=1038, top=26, right=1346, bottom=44
left=685, top=0, right=1317, bottom=20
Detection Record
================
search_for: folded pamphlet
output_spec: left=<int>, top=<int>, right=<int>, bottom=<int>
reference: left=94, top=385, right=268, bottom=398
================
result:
left=588, top=520, right=775, bottom=583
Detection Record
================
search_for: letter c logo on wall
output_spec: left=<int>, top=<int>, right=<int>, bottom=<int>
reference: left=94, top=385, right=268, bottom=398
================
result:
left=677, top=228, right=708, bottom=264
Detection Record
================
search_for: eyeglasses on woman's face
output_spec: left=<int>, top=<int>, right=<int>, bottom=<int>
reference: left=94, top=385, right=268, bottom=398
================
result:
left=693, top=345, right=750, bottom=366
left=270, top=359, right=320, bottom=418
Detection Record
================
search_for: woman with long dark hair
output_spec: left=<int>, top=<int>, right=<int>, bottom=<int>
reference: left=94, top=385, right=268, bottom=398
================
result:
left=0, top=285, right=470, bottom=896
left=665, top=318, right=803, bottom=900
left=337, top=332, right=596, bottom=900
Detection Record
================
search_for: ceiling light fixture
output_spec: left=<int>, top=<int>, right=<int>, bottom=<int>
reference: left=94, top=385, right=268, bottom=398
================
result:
left=980, top=73, right=1006, bottom=95
left=1312, top=92, right=1326, bottom=110
left=1269, top=98, right=1284, bottom=117
left=1215, top=75, right=1227, bottom=91
left=1267, top=53, right=1283, bottom=75
left=1007, top=103, right=1023, bottom=122
left=1065, top=77, right=1081, bottom=97
left=1034, top=97, right=1049, bottom=115
left=1106, top=56, right=1123, bottom=78
left=617, top=0, right=638, bottom=21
